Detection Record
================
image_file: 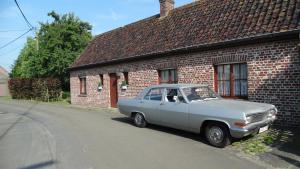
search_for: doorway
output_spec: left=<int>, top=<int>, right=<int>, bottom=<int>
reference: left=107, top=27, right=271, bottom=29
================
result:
left=109, top=73, right=118, bottom=108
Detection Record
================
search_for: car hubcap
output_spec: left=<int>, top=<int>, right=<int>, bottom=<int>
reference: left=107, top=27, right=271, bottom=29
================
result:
left=135, top=114, right=143, bottom=125
left=208, top=126, right=224, bottom=144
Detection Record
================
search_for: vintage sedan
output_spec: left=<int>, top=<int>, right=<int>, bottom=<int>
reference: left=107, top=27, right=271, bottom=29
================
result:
left=117, top=84, right=277, bottom=147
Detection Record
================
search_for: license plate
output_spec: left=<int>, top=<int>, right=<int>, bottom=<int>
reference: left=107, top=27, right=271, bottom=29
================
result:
left=259, top=125, right=269, bottom=133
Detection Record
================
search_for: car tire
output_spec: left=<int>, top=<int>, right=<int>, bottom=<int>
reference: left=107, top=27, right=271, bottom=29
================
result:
left=133, top=113, right=147, bottom=128
left=205, top=123, right=231, bottom=148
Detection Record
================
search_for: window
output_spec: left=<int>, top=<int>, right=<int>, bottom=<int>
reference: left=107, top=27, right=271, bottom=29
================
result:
left=79, top=77, right=87, bottom=95
left=215, top=63, right=248, bottom=98
left=144, top=88, right=163, bottom=101
left=233, top=64, right=248, bottom=96
left=159, top=69, right=178, bottom=84
left=123, top=72, right=129, bottom=85
left=99, top=74, right=104, bottom=86
left=217, top=65, right=230, bottom=96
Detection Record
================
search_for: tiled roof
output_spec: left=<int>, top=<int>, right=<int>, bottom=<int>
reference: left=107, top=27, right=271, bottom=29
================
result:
left=71, top=0, right=300, bottom=69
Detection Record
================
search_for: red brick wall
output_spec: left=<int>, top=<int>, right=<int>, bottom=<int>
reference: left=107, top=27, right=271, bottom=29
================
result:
left=70, top=40, right=300, bottom=127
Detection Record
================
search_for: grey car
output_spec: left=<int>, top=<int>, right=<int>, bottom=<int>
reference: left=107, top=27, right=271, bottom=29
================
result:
left=117, top=84, right=277, bottom=147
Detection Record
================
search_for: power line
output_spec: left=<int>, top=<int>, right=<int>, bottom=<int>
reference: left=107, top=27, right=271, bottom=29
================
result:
left=0, top=1, right=35, bottom=51
left=0, top=45, right=23, bottom=57
left=0, top=29, right=32, bottom=50
left=14, top=0, right=34, bottom=29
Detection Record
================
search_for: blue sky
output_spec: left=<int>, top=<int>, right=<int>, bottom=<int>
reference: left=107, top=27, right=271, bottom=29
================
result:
left=0, top=0, right=192, bottom=72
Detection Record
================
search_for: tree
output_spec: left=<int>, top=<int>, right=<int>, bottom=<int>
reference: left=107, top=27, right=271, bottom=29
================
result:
left=11, top=11, right=92, bottom=90
left=11, top=37, right=37, bottom=78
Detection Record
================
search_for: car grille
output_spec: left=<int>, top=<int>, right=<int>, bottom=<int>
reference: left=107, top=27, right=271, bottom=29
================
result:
left=251, top=112, right=268, bottom=123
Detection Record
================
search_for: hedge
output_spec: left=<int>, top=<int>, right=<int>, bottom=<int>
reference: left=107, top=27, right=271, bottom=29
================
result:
left=8, top=78, right=62, bottom=101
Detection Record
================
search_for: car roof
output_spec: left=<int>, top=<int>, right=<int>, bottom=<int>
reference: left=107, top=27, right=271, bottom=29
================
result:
left=147, top=83, right=208, bottom=89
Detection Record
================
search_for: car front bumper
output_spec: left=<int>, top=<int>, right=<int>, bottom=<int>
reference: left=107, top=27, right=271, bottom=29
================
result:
left=230, top=117, right=275, bottom=138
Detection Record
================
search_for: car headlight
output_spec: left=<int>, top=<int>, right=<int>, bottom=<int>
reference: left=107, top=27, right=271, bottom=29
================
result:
left=267, top=108, right=277, bottom=118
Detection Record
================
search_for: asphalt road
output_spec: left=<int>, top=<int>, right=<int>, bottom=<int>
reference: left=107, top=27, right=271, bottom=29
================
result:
left=0, top=99, right=268, bottom=169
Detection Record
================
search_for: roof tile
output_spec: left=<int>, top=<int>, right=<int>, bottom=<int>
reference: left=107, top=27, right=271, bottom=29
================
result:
left=71, top=0, right=300, bottom=68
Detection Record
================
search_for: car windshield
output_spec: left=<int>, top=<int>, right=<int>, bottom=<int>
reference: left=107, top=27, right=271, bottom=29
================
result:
left=182, top=86, right=220, bottom=102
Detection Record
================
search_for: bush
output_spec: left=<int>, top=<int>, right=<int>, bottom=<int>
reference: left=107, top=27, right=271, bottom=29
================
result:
left=8, top=78, right=62, bottom=102
left=62, top=91, right=70, bottom=99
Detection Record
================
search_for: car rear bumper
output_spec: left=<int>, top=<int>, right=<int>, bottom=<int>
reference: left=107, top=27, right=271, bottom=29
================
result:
left=230, top=117, right=275, bottom=138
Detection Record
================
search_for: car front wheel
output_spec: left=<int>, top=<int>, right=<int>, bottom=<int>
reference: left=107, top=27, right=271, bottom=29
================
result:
left=205, top=123, right=231, bottom=148
left=133, top=113, right=147, bottom=128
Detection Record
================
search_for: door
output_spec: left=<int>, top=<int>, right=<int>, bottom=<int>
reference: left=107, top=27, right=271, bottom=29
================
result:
left=140, top=88, right=164, bottom=124
left=109, top=73, right=118, bottom=108
left=159, top=88, right=189, bottom=130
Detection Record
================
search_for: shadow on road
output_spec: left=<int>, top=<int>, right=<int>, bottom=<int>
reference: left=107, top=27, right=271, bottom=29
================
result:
left=111, top=117, right=207, bottom=144
left=273, top=154, right=300, bottom=168
left=266, top=128, right=300, bottom=168
left=18, top=160, right=57, bottom=169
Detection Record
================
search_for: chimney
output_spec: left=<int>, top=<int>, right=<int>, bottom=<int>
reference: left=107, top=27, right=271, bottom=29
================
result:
left=159, top=0, right=174, bottom=17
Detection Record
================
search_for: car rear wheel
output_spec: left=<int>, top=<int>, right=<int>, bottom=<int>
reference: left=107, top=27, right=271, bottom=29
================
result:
left=133, top=113, right=147, bottom=128
left=205, top=123, right=231, bottom=148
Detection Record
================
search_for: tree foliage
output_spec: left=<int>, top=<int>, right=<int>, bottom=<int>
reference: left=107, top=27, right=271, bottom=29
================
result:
left=11, top=37, right=37, bottom=78
left=11, top=11, right=92, bottom=90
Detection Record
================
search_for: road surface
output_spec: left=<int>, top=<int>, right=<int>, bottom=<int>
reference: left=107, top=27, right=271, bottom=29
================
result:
left=0, top=99, right=268, bottom=169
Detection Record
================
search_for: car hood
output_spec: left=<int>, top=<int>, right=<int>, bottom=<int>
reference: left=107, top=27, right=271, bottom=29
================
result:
left=191, top=99, right=275, bottom=115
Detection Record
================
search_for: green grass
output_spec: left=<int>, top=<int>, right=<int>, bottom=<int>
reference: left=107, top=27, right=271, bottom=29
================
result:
left=0, top=96, right=12, bottom=100
left=47, top=91, right=71, bottom=105
left=48, top=99, right=71, bottom=105
left=231, top=128, right=292, bottom=155
left=0, top=91, right=71, bottom=105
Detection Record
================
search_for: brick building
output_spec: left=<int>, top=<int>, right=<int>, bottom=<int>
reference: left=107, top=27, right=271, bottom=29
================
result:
left=0, top=66, right=9, bottom=97
left=69, top=0, right=300, bottom=127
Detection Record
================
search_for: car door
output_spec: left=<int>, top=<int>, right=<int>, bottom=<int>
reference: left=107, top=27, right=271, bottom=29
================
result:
left=139, top=88, right=164, bottom=124
left=159, top=88, right=189, bottom=130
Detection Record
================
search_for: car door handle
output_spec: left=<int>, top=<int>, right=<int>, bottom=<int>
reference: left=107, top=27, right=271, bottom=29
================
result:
left=160, top=102, right=164, bottom=105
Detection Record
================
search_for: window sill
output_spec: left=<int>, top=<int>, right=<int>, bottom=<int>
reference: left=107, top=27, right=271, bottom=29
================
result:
left=222, top=96, right=248, bottom=100
left=78, top=94, right=87, bottom=97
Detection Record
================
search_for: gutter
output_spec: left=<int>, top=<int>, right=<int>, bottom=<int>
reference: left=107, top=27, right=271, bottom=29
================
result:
left=68, top=29, right=300, bottom=71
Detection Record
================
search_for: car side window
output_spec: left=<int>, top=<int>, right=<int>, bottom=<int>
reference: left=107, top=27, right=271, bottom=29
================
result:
left=144, top=88, right=163, bottom=101
left=166, top=88, right=177, bottom=102
left=166, top=88, right=186, bottom=103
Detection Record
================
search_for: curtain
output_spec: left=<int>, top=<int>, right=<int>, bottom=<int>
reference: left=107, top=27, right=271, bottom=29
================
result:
left=160, top=70, right=169, bottom=83
left=240, top=64, right=248, bottom=96
left=233, top=64, right=240, bottom=96
left=217, top=66, right=223, bottom=95
left=170, top=69, right=177, bottom=83
left=218, top=63, right=247, bottom=97
left=217, top=65, right=230, bottom=96
left=233, top=64, right=247, bottom=96
left=224, top=65, right=230, bottom=96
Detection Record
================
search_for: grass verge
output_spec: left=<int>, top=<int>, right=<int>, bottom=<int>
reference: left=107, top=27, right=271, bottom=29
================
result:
left=231, top=127, right=293, bottom=155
